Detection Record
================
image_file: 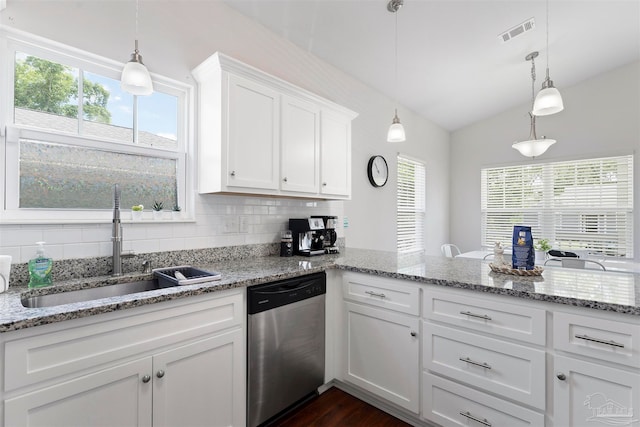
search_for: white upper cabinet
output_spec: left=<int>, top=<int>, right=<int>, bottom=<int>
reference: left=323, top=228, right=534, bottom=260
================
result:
left=226, top=74, right=280, bottom=191
left=192, top=52, right=357, bottom=199
left=281, top=95, right=320, bottom=194
left=320, top=109, right=352, bottom=198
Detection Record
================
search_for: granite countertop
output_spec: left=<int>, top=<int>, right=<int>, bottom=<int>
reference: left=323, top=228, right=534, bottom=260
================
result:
left=1, top=248, right=638, bottom=333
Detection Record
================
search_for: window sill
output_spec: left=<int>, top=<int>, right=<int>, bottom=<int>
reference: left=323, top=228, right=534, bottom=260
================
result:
left=0, top=217, right=196, bottom=225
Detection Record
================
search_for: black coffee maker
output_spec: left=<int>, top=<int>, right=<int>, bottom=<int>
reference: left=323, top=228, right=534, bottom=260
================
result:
left=289, top=218, right=326, bottom=256
left=311, top=215, right=339, bottom=254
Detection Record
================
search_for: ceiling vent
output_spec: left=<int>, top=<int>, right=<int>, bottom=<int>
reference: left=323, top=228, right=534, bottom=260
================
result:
left=499, top=18, right=536, bottom=43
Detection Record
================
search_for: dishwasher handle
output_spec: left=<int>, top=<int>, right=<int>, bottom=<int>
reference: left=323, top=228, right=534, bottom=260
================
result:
left=252, top=279, right=318, bottom=295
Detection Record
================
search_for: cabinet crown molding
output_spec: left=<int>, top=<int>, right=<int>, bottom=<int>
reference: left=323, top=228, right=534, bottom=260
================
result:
left=192, top=52, right=357, bottom=120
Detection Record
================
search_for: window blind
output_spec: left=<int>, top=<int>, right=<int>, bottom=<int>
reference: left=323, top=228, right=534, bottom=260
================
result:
left=481, top=155, right=633, bottom=257
left=397, top=155, right=426, bottom=253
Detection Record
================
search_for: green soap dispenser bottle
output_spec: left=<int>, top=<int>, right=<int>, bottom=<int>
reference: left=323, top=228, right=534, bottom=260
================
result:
left=28, top=241, right=53, bottom=288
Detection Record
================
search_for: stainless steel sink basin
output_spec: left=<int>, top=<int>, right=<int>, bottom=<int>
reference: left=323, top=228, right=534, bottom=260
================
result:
left=21, top=279, right=165, bottom=308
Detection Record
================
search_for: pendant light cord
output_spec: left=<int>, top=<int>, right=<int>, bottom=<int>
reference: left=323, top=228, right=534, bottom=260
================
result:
left=545, top=0, right=550, bottom=77
left=135, top=0, right=140, bottom=42
left=394, top=7, right=399, bottom=109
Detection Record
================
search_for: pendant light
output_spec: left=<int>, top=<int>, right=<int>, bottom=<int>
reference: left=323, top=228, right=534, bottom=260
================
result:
left=121, top=0, right=153, bottom=96
left=532, top=0, right=563, bottom=116
left=387, top=0, right=405, bottom=143
left=512, top=52, right=556, bottom=158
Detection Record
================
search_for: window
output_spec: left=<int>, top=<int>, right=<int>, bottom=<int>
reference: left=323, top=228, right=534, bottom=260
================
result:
left=397, top=155, right=426, bottom=253
left=481, top=155, right=634, bottom=257
left=1, top=28, right=190, bottom=222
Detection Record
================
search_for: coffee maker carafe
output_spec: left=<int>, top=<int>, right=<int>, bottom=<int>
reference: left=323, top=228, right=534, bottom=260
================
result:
left=289, top=218, right=326, bottom=256
left=311, top=215, right=339, bottom=254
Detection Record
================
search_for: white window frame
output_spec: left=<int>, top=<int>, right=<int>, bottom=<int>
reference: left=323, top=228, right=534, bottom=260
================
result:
left=397, top=154, right=426, bottom=254
left=481, top=155, right=634, bottom=258
left=0, top=27, right=194, bottom=223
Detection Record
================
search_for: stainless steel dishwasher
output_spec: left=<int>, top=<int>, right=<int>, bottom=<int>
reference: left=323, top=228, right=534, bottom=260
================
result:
left=247, top=272, right=326, bottom=427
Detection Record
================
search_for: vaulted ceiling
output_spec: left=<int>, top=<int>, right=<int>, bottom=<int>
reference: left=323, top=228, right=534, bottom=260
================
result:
left=224, top=0, right=640, bottom=131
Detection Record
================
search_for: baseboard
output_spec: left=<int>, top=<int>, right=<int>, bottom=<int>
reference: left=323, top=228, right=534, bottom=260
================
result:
left=331, top=380, right=438, bottom=427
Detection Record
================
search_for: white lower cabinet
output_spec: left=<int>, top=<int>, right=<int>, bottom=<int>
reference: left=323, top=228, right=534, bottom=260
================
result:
left=342, top=301, right=420, bottom=413
left=335, top=274, right=640, bottom=427
left=421, top=287, right=547, bottom=426
left=5, top=358, right=152, bottom=427
left=423, top=373, right=545, bottom=427
left=424, top=322, right=546, bottom=409
left=153, top=328, right=244, bottom=427
left=553, top=355, right=640, bottom=427
left=2, top=291, right=245, bottom=427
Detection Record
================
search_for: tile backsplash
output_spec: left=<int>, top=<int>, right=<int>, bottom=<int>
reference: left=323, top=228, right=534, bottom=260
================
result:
left=0, top=194, right=344, bottom=263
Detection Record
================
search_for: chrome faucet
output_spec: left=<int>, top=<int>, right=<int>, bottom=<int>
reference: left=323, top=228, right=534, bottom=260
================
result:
left=112, top=184, right=123, bottom=276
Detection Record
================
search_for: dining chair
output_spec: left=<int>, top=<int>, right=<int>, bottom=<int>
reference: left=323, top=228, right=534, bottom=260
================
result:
left=441, top=244, right=461, bottom=258
left=544, top=258, right=606, bottom=271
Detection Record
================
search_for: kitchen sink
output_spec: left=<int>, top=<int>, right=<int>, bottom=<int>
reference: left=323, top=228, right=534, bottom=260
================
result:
left=21, top=279, right=167, bottom=308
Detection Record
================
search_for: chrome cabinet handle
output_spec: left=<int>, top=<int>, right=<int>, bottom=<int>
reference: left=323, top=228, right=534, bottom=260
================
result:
left=230, top=171, right=236, bottom=177
left=365, top=290, right=386, bottom=298
left=142, top=375, right=151, bottom=383
left=322, top=182, right=327, bottom=186
left=459, top=357, right=492, bottom=370
left=460, top=411, right=492, bottom=426
left=460, top=310, right=492, bottom=321
left=575, top=334, right=624, bottom=348
left=283, top=177, right=288, bottom=182
left=556, top=372, right=567, bottom=381
left=410, top=331, right=417, bottom=337
left=156, top=370, right=165, bottom=378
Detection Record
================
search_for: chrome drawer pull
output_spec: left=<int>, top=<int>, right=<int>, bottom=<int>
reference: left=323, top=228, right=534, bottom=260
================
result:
left=460, top=411, right=492, bottom=426
left=459, top=357, right=492, bottom=370
left=365, top=290, right=387, bottom=298
left=575, top=334, right=625, bottom=348
left=460, top=310, right=492, bottom=321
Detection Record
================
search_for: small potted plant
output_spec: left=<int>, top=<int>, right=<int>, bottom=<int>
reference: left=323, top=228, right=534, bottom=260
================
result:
left=152, top=201, right=164, bottom=220
left=171, top=204, right=182, bottom=220
left=535, top=238, right=552, bottom=264
left=131, top=204, right=144, bottom=221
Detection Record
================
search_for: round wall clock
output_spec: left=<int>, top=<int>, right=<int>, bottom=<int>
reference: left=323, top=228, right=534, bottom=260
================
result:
left=367, top=155, right=389, bottom=188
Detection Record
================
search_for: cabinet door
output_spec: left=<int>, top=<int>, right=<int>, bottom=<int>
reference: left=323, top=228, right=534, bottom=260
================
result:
left=320, top=110, right=351, bottom=198
left=226, top=74, right=280, bottom=190
left=343, top=301, right=420, bottom=413
left=554, top=355, right=640, bottom=427
left=281, top=95, right=319, bottom=194
left=4, top=358, right=152, bottom=427
left=153, top=328, right=245, bottom=427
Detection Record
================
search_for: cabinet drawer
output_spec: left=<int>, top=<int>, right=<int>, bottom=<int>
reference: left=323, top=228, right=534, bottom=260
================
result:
left=554, top=312, right=640, bottom=368
left=343, top=272, right=419, bottom=315
left=423, top=322, right=546, bottom=409
left=424, top=289, right=546, bottom=345
left=422, top=373, right=545, bottom=427
left=5, top=291, right=243, bottom=392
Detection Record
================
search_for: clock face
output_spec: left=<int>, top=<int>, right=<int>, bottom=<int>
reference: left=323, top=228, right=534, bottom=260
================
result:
left=367, top=155, right=388, bottom=187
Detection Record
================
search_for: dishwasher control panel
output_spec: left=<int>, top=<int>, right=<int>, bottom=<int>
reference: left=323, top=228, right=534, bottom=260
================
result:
left=247, top=272, right=326, bottom=314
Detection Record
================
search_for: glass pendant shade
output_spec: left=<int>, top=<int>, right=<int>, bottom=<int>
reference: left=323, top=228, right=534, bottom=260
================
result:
left=512, top=111, right=555, bottom=157
left=121, top=40, right=153, bottom=96
left=387, top=111, right=406, bottom=142
left=512, top=138, right=556, bottom=157
left=532, top=84, right=563, bottom=116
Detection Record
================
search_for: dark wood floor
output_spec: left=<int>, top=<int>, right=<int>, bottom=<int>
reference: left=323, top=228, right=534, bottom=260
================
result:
left=270, top=387, right=412, bottom=427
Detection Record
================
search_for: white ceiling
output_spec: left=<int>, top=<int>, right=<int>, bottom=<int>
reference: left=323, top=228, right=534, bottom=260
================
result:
left=223, top=0, right=640, bottom=131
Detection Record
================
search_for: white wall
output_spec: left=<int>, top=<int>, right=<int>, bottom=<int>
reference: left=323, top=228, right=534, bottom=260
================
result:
left=450, top=61, right=640, bottom=258
left=0, top=0, right=450, bottom=261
